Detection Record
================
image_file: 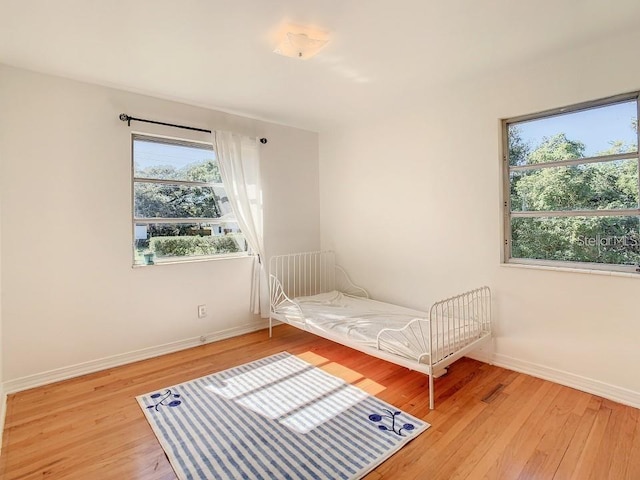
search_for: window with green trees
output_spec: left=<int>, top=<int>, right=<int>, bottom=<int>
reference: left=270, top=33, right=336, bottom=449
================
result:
left=504, top=93, right=640, bottom=273
left=132, top=135, right=247, bottom=265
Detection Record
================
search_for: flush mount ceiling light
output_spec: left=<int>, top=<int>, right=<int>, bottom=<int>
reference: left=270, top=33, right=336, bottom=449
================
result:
left=273, top=24, right=329, bottom=60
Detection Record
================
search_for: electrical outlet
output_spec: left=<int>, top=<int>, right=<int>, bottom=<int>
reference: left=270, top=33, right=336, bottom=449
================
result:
left=197, top=304, right=207, bottom=318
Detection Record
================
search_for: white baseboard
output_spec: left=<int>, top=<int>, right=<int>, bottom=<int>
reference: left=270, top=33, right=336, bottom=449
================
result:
left=3, top=323, right=267, bottom=395
left=465, top=348, right=492, bottom=364
left=477, top=352, right=640, bottom=409
left=6, top=323, right=638, bottom=414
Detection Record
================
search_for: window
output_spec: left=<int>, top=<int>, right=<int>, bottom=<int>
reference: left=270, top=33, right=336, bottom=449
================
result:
left=132, top=134, right=247, bottom=265
left=503, top=93, right=640, bottom=273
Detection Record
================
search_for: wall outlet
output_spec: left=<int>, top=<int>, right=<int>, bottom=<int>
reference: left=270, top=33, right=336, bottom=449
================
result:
left=197, top=304, right=207, bottom=318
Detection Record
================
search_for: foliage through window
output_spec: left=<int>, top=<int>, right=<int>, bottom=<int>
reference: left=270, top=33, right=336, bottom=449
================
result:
left=132, top=135, right=247, bottom=265
left=504, top=93, right=640, bottom=272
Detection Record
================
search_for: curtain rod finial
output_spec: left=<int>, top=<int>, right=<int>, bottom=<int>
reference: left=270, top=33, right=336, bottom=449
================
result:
left=119, top=113, right=129, bottom=122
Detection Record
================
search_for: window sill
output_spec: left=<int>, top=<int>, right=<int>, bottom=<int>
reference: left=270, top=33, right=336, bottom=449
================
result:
left=501, top=262, right=640, bottom=279
left=133, top=253, right=253, bottom=268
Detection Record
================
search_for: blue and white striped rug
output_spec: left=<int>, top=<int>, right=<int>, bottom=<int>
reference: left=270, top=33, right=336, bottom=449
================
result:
left=137, top=352, right=429, bottom=479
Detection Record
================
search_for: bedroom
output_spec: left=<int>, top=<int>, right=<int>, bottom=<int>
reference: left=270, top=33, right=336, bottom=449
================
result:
left=1, top=0, right=640, bottom=478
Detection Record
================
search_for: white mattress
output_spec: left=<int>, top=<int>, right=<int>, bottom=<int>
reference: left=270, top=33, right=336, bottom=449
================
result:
left=277, top=290, right=425, bottom=341
left=274, top=290, right=482, bottom=364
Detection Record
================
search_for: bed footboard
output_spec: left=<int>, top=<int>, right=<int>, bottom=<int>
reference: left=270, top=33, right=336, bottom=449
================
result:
left=377, top=286, right=492, bottom=410
left=375, top=286, right=492, bottom=367
left=429, top=286, right=492, bottom=366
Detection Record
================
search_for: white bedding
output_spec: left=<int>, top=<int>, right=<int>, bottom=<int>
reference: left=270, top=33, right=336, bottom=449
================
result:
left=274, top=290, right=482, bottom=364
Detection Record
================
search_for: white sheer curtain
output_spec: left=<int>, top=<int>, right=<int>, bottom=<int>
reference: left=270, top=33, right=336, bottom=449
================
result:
left=214, top=130, right=268, bottom=317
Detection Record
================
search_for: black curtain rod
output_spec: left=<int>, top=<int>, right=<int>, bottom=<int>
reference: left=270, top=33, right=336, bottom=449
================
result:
left=119, top=113, right=268, bottom=144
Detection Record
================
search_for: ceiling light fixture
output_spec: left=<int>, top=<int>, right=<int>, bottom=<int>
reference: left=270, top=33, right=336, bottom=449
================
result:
left=273, top=24, right=329, bottom=60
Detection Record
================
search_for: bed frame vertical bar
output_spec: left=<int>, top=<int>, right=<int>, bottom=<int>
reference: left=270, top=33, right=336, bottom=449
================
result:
left=464, top=291, right=469, bottom=350
left=448, top=299, right=453, bottom=357
left=321, top=252, right=324, bottom=293
left=428, top=367, right=435, bottom=410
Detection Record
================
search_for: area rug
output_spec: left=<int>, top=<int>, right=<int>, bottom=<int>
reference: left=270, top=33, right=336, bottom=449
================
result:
left=137, top=352, right=429, bottom=480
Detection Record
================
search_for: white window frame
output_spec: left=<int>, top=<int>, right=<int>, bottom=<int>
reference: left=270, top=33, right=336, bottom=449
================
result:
left=502, top=92, right=640, bottom=274
left=131, top=133, right=248, bottom=266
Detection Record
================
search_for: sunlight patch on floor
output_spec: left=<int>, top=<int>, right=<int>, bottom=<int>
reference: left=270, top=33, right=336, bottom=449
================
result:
left=296, top=352, right=387, bottom=395
left=320, top=362, right=364, bottom=383
left=296, top=351, right=330, bottom=366
left=205, top=352, right=388, bottom=434
left=354, top=378, right=386, bottom=396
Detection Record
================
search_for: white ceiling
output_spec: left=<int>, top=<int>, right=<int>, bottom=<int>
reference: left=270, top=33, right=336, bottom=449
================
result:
left=1, top=0, right=639, bottom=131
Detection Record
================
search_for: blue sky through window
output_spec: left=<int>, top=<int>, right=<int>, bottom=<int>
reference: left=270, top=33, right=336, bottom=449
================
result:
left=514, top=100, right=637, bottom=156
left=134, top=139, right=215, bottom=172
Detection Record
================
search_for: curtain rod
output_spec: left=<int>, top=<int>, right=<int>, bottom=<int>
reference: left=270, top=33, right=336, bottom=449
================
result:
left=118, top=113, right=268, bottom=144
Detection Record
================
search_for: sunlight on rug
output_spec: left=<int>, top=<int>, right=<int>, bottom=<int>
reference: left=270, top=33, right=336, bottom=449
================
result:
left=137, top=352, right=429, bottom=480
left=205, top=355, right=370, bottom=433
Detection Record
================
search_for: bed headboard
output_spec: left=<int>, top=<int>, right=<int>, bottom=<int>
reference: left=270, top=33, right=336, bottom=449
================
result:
left=269, top=251, right=337, bottom=299
left=269, top=251, right=369, bottom=301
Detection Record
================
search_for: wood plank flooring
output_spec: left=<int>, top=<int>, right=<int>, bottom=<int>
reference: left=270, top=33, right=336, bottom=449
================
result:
left=0, top=325, right=638, bottom=479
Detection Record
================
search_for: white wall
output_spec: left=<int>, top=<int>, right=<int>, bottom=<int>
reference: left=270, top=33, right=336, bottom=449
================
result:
left=0, top=65, right=319, bottom=383
left=320, top=29, right=640, bottom=401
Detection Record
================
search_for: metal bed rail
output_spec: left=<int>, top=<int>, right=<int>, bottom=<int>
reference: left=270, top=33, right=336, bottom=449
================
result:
left=269, top=251, right=493, bottom=410
left=429, top=286, right=492, bottom=365
left=269, top=251, right=336, bottom=300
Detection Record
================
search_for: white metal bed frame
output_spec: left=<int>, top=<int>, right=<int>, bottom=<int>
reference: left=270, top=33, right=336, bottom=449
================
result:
left=269, top=251, right=492, bottom=409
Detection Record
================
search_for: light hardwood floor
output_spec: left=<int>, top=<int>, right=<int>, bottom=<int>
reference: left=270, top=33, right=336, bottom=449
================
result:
left=1, top=325, right=638, bottom=479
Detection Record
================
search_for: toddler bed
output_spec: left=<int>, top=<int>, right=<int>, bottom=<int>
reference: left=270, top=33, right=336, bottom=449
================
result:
left=269, top=251, right=492, bottom=409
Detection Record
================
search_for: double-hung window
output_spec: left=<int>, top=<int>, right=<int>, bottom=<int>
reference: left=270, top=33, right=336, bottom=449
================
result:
left=503, top=93, right=640, bottom=273
left=132, top=134, right=247, bottom=265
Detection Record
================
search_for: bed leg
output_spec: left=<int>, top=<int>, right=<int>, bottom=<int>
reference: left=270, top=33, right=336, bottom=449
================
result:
left=489, top=337, right=495, bottom=365
left=429, top=374, right=435, bottom=410
left=269, top=316, right=273, bottom=338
